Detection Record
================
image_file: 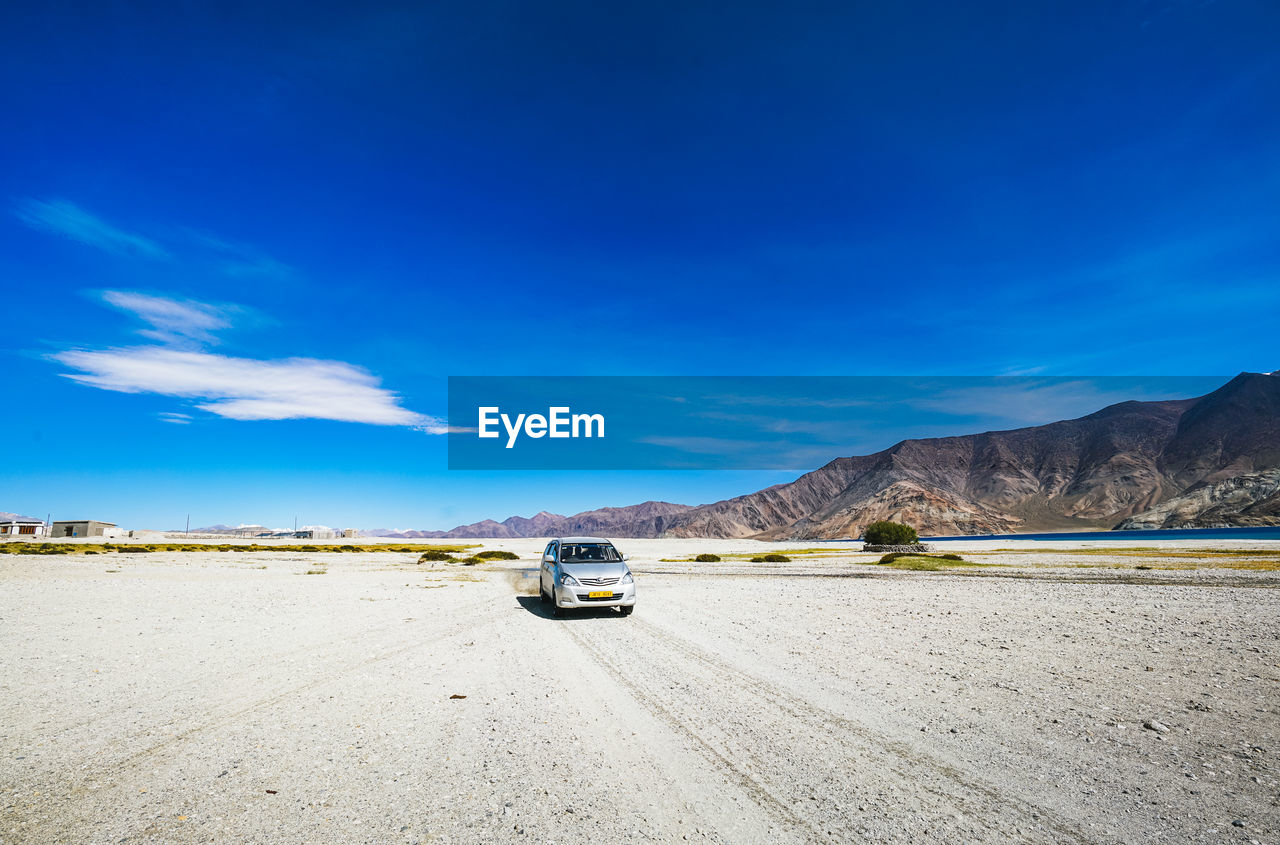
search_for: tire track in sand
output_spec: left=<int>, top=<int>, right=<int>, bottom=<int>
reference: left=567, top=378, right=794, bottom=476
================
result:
left=627, top=613, right=1094, bottom=843
left=558, top=622, right=837, bottom=844
left=561, top=611, right=1091, bottom=843
left=59, top=591, right=498, bottom=796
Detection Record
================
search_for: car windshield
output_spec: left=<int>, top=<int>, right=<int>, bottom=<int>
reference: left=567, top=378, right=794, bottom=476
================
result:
left=560, top=543, right=621, bottom=563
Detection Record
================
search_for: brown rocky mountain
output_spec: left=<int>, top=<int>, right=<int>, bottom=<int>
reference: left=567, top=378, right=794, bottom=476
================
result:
left=369, top=502, right=691, bottom=539
left=659, top=372, right=1278, bottom=538
left=371, top=372, right=1279, bottom=539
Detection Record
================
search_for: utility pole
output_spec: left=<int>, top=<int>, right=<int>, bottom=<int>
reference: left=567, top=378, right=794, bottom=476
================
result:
left=185, top=514, right=190, bottom=536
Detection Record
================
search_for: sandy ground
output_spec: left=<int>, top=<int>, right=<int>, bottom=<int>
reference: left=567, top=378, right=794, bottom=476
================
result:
left=1, top=537, right=1279, bottom=844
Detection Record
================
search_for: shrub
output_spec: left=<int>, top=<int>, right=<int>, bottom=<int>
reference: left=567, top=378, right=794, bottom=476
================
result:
left=475, top=550, right=519, bottom=560
left=694, top=553, right=721, bottom=562
left=863, top=521, right=919, bottom=546
left=418, top=550, right=455, bottom=563
left=461, top=555, right=485, bottom=565
left=878, top=552, right=968, bottom=569
left=750, top=553, right=791, bottom=563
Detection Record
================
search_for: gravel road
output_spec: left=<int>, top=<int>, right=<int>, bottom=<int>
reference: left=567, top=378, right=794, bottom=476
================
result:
left=2, top=543, right=1278, bottom=843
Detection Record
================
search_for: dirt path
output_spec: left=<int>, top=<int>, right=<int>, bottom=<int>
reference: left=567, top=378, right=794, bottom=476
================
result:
left=1, top=552, right=1277, bottom=843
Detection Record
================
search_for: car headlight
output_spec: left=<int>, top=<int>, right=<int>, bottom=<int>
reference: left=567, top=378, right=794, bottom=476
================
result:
left=620, top=571, right=634, bottom=584
left=560, top=572, right=580, bottom=586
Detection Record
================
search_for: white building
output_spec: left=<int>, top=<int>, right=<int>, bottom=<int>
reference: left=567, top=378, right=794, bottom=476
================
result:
left=0, top=517, right=46, bottom=538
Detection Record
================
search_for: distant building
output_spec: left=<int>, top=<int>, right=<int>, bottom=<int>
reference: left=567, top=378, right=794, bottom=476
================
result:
left=341, top=529, right=358, bottom=539
left=0, top=517, right=46, bottom=537
left=50, top=520, right=117, bottom=538
left=253, top=528, right=336, bottom=540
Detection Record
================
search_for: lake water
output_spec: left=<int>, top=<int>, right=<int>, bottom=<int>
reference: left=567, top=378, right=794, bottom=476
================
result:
left=921, top=526, right=1280, bottom=542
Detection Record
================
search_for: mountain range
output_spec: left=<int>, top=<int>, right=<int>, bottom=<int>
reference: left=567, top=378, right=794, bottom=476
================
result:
left=377, top=371, right=1280, bottom=539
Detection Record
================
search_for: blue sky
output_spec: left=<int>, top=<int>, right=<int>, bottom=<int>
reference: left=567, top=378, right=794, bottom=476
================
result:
left=1, top=1, right=1277, bottom=530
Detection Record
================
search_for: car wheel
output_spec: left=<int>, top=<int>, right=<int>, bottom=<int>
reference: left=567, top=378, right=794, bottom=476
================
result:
left=619, top=605, right=633, bottom=617
left=539, top=580, right=549, bottom=604
left=551, top=587, right=564, bottom=617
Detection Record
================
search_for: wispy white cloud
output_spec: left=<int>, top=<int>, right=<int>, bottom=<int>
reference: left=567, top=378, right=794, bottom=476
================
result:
left=158, top=412, right=192, bottom=425
left=102, top=290, right=232, bottom=346
left=907, top=380, right=1186, bottom=427
left=16, top=198, right=168, bottom=258
left=635, top=435, right=835, bottom=469
left=699, top=393, right=876, bottom=409
left=181, top=230, right=294, bottom=279
left=17, top=197, right=293, bottom=281
left=53, top=346, right=445, bottom=430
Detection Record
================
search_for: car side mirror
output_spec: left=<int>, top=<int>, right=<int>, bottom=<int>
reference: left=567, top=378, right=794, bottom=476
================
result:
left=543, top=554, right=555, bottom=563
left=622, top=554, right=630, bottom=561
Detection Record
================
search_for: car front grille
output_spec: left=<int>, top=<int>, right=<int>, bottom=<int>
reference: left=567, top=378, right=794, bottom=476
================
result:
left=577, top=577, right=619, bottom=586
left=577, top=592, right=624, bottom=602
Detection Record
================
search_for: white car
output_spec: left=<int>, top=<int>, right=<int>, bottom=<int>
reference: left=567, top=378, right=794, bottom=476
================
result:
left=539, top=537, right=636, bottom=617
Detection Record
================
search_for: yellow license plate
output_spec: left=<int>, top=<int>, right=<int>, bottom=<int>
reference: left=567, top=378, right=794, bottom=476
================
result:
left=588, top=590, right=612, bottom=598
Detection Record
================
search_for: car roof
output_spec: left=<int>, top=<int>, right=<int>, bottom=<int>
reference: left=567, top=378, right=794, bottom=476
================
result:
left=555, top=536, right=612, bottom=544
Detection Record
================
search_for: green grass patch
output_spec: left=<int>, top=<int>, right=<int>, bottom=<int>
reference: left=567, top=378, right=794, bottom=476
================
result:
left=750, top=553, right=792, bottom=563
left=694, top=553, right=722, bottom=562
left=877, top=552, right=992, bottom=571
left=474, top=550, right=520, bottom=560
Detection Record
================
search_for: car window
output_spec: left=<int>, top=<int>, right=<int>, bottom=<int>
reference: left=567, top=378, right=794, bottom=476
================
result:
left=559, top=543, right=621, bottom=563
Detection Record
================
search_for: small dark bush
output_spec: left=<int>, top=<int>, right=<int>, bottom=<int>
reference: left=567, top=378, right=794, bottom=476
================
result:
left=117, top=547, right=151, bottom=554
left=475, top=550, right=520, bottom=560
left=461, top=555, right=485, bottom=565
left=418, top=550, right=455, bottom=563
left=84, top=550, right=100, bottom=554
left=339, top=545, right=358, bottom=552
left=750, top=553, right=791, bottom=563
left=694, top=553, right=721, bottom=562
left=863, top=521, right=919, bottom=546
left=940, top=553, right=963, bottom=560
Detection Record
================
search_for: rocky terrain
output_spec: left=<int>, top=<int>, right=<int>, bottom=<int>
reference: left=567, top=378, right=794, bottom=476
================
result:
left=1116, top=468, right=1280, bottom=529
